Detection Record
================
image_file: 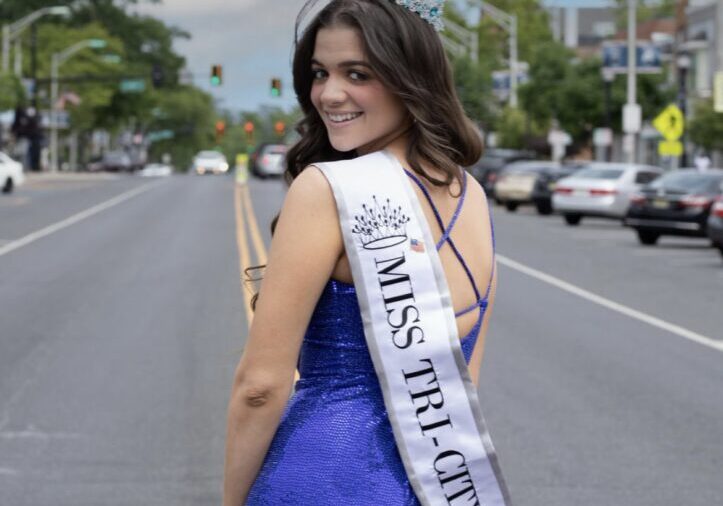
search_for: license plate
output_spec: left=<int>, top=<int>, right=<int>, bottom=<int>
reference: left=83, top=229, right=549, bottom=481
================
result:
left=652, top=199, right=669, bottom=209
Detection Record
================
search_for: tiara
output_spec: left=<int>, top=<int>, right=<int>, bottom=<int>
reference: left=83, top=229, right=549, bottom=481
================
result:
left=352, top=195, right=411, bottom=250
left=394, top=0, right=445, bottom=32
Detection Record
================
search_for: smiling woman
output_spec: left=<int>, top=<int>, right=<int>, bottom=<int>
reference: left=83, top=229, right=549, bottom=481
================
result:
left=223, top=2, right=509, bottom=505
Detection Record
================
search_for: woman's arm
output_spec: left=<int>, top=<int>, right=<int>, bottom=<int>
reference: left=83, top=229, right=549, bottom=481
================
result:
left=223, top=167, right=343, bottom=506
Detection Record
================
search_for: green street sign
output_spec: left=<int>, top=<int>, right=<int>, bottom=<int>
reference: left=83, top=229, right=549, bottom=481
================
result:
left=147, top=130, right=175, bottom=143
left=120, top=79, right=146, bottom=93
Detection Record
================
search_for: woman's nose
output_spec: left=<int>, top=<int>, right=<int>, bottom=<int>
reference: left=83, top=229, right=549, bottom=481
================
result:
left=319, top=77, right=347, bottom=106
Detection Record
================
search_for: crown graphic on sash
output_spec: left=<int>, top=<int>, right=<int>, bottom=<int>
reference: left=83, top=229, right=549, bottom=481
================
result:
left=393, top=0, right=445, bottom=32
left=352, top=195, right=411, bottom=250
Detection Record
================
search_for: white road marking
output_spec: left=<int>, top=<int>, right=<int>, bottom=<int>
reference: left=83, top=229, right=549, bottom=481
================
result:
left=497, top=254, right=723, bottom=353
left=0, top=182, right=160, bottom=259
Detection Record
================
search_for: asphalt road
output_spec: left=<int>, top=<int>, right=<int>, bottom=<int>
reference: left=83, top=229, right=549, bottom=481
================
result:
left=1, top=172, right=721, bottom=505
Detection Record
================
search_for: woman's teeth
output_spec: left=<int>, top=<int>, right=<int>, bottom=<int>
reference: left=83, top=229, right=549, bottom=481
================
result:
left=328, top=112, right=362, bottom=123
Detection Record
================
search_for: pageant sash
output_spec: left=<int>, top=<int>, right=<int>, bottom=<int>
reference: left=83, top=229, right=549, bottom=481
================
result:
left=316, top=151, right=511, bottom=506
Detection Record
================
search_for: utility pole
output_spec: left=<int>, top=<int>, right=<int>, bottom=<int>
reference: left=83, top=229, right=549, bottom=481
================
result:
left=675, top=0, right=689, bottom=167
left=28, top=24, right=41, bottom=172
left=623, top=0, right=640, bottom=164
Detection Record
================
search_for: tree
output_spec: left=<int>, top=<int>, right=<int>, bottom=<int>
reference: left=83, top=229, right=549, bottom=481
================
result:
left=614, top=0, right=676, bottom=30
left=145, top=86, right=215, bottom=170
left=0, top=73, right=26, bottom=110
left=688, top=100, right=723, bottom=153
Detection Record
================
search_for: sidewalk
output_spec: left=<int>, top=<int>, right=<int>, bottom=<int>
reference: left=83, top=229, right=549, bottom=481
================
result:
left=24, top=171, right=121, bottom=184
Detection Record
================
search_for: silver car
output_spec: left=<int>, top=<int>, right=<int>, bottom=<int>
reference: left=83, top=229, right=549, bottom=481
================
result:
left=552, top=163, right=662, bottom=225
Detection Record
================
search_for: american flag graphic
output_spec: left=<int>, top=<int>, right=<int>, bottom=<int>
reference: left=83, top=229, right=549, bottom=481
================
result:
left=410, top=238, right=425, bottom=253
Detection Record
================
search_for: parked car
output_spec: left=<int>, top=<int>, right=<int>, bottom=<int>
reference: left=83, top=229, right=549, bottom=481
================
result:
left=707, top=195, right=723, bottom=258
left=0, top=151, right=25, bottom=194
left=531, top=162, right=586, bottom=215
left=553, top=163, right=662, bottom=225
left=494, top=161, right=561, bottom=212
left=467, top=149, right=534, bottom=201
left=86, top=151, right=132, bottom=172
left=250, top=143, right=287, bottom=178
left=192, top=150, right=229, bottom=175
left=624, top=169, right=723, bottom=245
left=138, top=163, right=173, bottom=177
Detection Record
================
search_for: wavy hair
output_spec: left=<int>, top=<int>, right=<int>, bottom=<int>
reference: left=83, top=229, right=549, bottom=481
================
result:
left=248, top=0, right=482, bottom=309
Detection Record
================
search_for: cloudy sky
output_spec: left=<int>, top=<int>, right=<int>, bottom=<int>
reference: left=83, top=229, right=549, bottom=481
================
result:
left=135, top=0, right=613, bottom=113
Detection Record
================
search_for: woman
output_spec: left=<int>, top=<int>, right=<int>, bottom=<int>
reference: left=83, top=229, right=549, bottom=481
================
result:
left=223, top=1, right=510, bottom=504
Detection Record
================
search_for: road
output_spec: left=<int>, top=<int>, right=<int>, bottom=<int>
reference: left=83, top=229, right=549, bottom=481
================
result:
left=1, top=172, right=721, bottom=505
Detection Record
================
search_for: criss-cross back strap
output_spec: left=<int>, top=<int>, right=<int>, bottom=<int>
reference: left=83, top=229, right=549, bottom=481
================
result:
left=404, top=168, right=496, bottom=319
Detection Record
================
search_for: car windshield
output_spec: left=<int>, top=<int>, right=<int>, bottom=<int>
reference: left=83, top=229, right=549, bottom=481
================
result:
left=196, top=151, right=224, bottom=159
left=573, top=167, right=625, bottom=180
left=649, top=172, right=723, bottom=193
left=262, top=145, right=287, bottom=155
left=505, top=163, right=556, bottom=174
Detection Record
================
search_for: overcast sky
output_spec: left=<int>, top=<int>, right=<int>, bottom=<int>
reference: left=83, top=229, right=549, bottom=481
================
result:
left=134, top=0, right=613, bottom=113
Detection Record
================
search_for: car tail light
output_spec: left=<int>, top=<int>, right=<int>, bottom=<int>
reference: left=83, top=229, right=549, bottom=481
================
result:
left=712, top=197, right=723, bottom=217
left=555, top=186, right=573, bottom=195
left=589, top=188, right=618, bottom=196
left=680, top=195, right=713, bottom=208
left=630, top=192, right=646, bottom=205
left=262, top=155, right=270, bottom=166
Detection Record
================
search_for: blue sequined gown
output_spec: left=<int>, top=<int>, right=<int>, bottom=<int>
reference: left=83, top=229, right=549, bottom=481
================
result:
left=246, top=170, right=494, bottom=505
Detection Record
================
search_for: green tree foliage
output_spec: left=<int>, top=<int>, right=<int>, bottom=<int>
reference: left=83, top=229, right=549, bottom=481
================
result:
left=688, top=100, right=723, bottom=152
left=27, top=22, right=126, bottom=131
left=519, top=40, right=674, bottom=147
left=0, top=73, right=26, bottom=110
left=614, top=0, right=676, bottom=30
left=145, top=86, right=215, bottom=170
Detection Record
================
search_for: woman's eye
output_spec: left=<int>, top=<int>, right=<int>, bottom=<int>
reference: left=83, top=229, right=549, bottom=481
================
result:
left=312, top=69, right=327, bottom=80
left=349, top=71, right=368, bottom=81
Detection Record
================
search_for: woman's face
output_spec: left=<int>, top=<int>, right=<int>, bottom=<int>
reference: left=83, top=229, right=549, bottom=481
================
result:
left=310, top=26, right=409, bottom=154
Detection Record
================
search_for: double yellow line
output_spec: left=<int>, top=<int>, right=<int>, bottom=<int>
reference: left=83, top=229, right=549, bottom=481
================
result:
left=234, top=182, right=268, bottom=328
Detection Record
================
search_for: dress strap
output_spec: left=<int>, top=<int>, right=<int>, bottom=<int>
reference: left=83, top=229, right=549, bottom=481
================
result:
left=404, top=168, right=496, bottom=319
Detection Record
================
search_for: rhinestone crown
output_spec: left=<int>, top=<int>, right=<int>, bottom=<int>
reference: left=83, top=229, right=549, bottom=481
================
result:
left=394, top=0, right=445, bottom=32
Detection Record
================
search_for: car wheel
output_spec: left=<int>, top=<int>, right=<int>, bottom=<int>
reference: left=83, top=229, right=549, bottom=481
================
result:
left=536, top=202, right=553, bottom=215
left=2, top=178, right=13, bottom=194
left=563, top=213, right=582, bottom=226
left=637, top=230, right=660, bottom=246
left=505, top=202, right=518, bottom=212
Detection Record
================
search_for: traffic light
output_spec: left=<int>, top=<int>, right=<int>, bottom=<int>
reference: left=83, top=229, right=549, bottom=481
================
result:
left=211, top=65, right=223, bottom=86
left=215, top=120, right=226, bottom=144
left=274, top=121, right=285, bottom=136
left=270, top=78, right=282, bottom=97
left=244, top=121, right=255, bottom=145
left=151, top=63, right=164, bottom=88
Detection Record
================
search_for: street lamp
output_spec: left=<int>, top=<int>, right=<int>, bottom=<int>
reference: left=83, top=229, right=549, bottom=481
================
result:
left=2, top=5, right=72, bottom=74
left=50, top=38, right=107, bottom=172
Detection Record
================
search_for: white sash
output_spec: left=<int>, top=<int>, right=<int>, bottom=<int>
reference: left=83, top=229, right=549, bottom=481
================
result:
left=316, top=151, right=511, bottom=506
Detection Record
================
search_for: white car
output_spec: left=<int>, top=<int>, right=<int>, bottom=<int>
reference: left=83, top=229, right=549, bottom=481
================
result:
left=552, top=163, right=662, bottom=225
left=139, top=163, right=173, bottom=177
left=0, top=151, right=25, bottom=194
left=192, top=151, right=229, bottom=175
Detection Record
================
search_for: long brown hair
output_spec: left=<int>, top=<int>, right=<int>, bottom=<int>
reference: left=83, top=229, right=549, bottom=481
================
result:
left=247, top=0, right=482, bottom=309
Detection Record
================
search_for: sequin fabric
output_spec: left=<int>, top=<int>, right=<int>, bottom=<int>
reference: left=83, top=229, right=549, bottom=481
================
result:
left=245, top=279, right=483, bottom=505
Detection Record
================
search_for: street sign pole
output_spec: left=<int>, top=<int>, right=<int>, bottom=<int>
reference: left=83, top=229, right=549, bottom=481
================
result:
left=625, top=0, right=638, bottom=164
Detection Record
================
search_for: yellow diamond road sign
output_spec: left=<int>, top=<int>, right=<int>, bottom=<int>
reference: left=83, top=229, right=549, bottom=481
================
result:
left=653, top=104, right=684, bottom=141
